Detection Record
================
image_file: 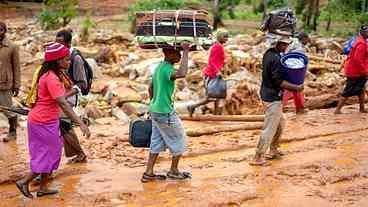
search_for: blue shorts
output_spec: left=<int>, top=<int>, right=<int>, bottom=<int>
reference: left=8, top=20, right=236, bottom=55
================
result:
left=149, top=111, right=187, bottom=156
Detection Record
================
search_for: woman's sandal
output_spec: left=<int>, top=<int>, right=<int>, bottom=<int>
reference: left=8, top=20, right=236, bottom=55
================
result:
left=141, top=173, right=167, bottom=183
left=16, top=180, right=33, bottom=198
left=167, top=171, right=192, bottom=180
left=36, top=189, right=59, bottom=197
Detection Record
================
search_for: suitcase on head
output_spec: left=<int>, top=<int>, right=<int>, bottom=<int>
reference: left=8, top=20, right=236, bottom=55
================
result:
left=135, top=10, right=212, bottom=49
left=129, top=117, right=152, bottom=148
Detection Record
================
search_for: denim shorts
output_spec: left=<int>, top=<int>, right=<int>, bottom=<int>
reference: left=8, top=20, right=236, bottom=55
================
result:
left=149, top=111, right=187, bottom=156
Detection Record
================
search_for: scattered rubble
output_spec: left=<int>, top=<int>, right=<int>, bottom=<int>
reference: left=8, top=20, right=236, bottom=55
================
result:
left=5, top=21, right=353, bottom=125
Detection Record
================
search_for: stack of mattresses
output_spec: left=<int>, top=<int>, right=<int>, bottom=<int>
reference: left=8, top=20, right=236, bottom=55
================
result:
left=135, top=10, right=213, bottom=50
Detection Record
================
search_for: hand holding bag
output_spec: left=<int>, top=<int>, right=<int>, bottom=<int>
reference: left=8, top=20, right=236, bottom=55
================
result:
left=206, top=76, right=227, bottom=99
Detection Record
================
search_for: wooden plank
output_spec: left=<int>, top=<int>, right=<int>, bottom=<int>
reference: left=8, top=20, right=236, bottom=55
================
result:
left=180, top=114, right=265, bottom=122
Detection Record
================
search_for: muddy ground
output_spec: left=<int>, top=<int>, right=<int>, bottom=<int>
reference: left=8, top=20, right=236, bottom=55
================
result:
left=1, top=105, right=368, bottom=207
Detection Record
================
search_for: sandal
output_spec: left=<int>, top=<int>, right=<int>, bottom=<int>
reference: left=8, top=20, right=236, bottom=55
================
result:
left=167, top=171, right=192, bottom=180
left=141, top=173, right=167, bottom=183
left=36, top=189, right=59, bottom=197
left=249, top=159, right=271, bottom=166
left=265, top=153, right=282, bottom=160
left=67, top=154, right=87, bottom=164
left=16, top=180, right=33, bottom=198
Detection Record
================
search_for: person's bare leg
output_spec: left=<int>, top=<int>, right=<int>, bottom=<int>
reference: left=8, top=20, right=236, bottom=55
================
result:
left=145, top=153, right=159, bottom=175
left=335, top=96, right=347, bottom=114
left=16, top=172, right=39, bottom=198
left=37, top=173, right=58, bottom=196
left=359, top=92, right=368, bottom=113
left=214, top=99, right=221, bottom=115
left=188, top=98, right=210, bottom=116
left=169, top=155, right=181, bottom=174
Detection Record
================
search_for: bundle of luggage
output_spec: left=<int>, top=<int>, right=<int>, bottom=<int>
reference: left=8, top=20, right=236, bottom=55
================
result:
left=135, top=10, right=213, bottom=50
left=260, top=8, right=297, bottom=36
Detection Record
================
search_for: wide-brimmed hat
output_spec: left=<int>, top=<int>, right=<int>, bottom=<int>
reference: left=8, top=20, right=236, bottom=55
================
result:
left=277, top=36, right=293, bottom=44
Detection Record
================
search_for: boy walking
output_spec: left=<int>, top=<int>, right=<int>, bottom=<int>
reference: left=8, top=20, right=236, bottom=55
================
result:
left=142, top=42, right=191, bottom=182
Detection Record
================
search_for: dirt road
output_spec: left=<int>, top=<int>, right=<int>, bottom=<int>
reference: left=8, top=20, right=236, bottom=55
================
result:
left=1, top=105, right=368, bottom=207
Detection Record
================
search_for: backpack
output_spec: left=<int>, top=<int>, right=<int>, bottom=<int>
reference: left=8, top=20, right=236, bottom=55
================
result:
left=343, top=36, right=357, bottom=55
left=69, top=49, right=93, bottom=95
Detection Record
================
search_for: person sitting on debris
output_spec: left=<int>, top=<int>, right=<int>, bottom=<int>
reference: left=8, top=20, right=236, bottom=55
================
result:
left=335, top=25, right=368, bottom=114
left=15, top=43, right=90, bottom=198
left=142, top=42, right=191, bottom=182
left=55, top=29, right=88, bottom=163
left=250, top=36, right=304, bottom=166
left=283, top=32, right=311, bottom=114
left=0, top=21, right=21, bottom=142
left=187, top=30, right=229, bottom=116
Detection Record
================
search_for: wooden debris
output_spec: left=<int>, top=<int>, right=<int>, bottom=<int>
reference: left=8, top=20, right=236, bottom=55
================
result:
left=180, top=114, right=264, bottom=122
left=186, top=122, right=263, bottom=137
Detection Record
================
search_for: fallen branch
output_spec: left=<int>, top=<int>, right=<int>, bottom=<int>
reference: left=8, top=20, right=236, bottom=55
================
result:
left=186, top=122, right=263, bottom=137
left=308, top=55, right=343, bottom=65
left=180, top=114, right=264, bottom=122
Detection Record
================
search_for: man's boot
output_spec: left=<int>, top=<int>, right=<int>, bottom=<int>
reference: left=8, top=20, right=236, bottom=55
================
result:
left=3, top=117, right=17, bottom=142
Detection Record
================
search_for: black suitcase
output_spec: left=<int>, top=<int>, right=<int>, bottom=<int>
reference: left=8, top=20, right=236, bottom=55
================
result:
left=129, top=118, right=152, bottom=148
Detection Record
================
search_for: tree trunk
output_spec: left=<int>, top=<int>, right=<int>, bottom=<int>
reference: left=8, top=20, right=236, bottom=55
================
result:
left=263, top=0, right=267, bottom=19
left=213, top=0, right=220, bottom=30
left=186, top=122, right=263, bottom=137
left=180, top=114, right=265, bottom=122
left=362, top=0, right=367, bottom=13
left=312, top=0, right=320, bottom=31
left=325, top=0, right=331, bottom=31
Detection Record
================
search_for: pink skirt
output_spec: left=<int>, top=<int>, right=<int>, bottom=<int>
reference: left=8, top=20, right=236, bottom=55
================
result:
left=27, top=120, right=63, bottom=173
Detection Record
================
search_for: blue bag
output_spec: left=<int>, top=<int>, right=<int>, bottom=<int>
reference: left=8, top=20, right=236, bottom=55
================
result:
left=343, top=36, right=357, bottom=55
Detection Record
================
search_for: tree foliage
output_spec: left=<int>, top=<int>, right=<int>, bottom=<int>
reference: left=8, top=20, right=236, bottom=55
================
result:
left=38, top=0, right=79, bottom=30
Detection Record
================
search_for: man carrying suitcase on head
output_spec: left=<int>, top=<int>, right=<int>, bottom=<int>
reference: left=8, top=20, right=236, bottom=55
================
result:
left=142, top=42, right=191, bottom=182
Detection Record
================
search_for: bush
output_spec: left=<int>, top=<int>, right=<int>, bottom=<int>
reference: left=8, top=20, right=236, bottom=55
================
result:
left=38, top=0, right=79, bottom=30
left=38, top=7, right=60, bottom=30
left=81, top=16, right=94, bottom=42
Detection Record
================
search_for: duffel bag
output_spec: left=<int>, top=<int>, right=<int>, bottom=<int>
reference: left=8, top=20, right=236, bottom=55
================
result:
left=206, top=76, right=227, bottom=99
left=129, top=117, right=152, bottom=148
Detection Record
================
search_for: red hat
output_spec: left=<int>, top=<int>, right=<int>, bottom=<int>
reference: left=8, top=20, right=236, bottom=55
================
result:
left=44, top=42, right=70, bottom=62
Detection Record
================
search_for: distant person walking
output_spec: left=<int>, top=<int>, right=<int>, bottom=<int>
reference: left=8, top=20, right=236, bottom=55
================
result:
left=187, top=31, right=229, bottom=116
left=56, top=29, right=88, bottom=163
left=250, top=36, right=304, bottom=166
left=283, top=32, right=311, bottom=114
left=335, top=25, right=368, bottom=114
left=15, top=43, right=90, bottom=198
left=0, top=22, right=21, bottom=142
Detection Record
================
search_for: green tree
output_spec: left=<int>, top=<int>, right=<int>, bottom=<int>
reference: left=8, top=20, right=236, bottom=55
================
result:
left=38, top=0, right=79, bottom=30
left=209, top=0, right=241, bottom=30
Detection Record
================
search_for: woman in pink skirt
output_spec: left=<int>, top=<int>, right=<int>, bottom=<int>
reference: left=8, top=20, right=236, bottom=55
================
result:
left=15, top=43, right=91, bottom=198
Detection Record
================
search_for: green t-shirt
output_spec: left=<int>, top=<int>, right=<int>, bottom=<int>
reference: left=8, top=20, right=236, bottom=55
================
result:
left=149, top=61, right=175, bottom=113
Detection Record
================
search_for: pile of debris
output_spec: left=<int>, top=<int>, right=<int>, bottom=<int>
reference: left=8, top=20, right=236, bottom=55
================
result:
left=6, top=21, right=352, bottom=126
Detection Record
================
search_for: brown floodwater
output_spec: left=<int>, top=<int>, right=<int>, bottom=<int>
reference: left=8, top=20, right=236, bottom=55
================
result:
left=1, top=106, right=368, bottom=206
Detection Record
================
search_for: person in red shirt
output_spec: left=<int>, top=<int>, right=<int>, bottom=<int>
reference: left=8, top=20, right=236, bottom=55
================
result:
left=187, top=31, right=228, bottom=116
left=15, top=43, right=90, bottom=198
left=335, top=25, right=368, bottom=114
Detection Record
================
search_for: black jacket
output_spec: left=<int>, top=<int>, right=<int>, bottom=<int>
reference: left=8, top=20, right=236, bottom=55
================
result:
left=260, top=48, right=284, bottom=102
